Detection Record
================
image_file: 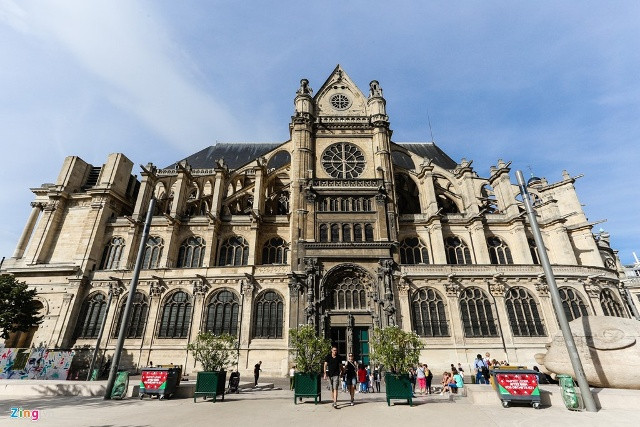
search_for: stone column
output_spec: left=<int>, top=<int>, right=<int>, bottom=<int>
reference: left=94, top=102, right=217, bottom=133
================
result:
left=12, top=202, right=43, bottom=259
left=468, top=221, right=490, bottom=264
left=55, top=293, right=75, bottom=348
left=583, top=281, right=604, bottom=316
left=239, top=280, right=255, bottom=349
left=102, top=283, right=124, bottom=347
left=141, top=280, right=165, bottom=366
left=444, top=280, right=464, bottom=346
left=487, top=278, right=515, bottom=362
left=396, top=278, right=412, bottom=332
left=427, top=221, right=447, bottom=264
left=534, top=281, right=558, bottom=337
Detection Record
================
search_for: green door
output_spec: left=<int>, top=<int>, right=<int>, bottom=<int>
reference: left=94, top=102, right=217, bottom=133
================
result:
left=330, top=327, right=347, bottom=360
left=353, top=327, right=370, bottom=365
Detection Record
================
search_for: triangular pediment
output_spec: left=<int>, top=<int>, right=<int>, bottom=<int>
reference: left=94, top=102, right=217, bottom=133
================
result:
left=314, top=65, right=368, bottom=117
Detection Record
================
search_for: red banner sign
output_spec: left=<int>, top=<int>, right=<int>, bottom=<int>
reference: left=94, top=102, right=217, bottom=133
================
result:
left=141, top=370, right=168, bottom=390
left=495, top=373, right=538, bottom=396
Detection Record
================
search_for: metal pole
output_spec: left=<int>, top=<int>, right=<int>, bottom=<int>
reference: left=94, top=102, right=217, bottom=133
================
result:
left=516, top=171, right=597, bottom=412
left=621, top=283, right=640, bottom=320
left=104, top=197, right=156, bottom=399
left=87, top=289, right=113, bottom=381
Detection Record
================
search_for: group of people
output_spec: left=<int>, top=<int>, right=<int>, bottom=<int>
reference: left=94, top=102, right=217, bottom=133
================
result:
left=323, top=347, right=383, bottom=408
left=474, top=352, right=506, bottom=385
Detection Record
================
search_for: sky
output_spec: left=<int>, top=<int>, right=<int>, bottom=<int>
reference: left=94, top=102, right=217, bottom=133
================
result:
left=0, top=0, right=638, bottom=265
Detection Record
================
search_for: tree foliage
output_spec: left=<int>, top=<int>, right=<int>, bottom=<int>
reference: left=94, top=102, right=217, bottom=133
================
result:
left=0, top=275, right=43, bottom=340
left=289, top=324, right=331, bottom=374
left=370, top=326, right=423, bottom=373
left=187, top=332, right=237, bottom=372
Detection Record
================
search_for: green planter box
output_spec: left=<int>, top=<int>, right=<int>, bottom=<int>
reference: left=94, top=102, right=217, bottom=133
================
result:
left=294, top=372, right=322, bottom=404
left=194, top=371, right=226, bottom=403
left=385, top=372, right=413, bottom=406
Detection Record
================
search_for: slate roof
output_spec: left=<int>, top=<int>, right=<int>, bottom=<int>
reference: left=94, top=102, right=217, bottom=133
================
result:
left=394, top=142, right=458, bottom=170
left=168, top=141, right=457, bottom=171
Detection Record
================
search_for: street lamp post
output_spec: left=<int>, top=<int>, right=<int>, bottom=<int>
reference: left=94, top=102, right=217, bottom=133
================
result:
left=516, top=170, right=597, bottom=412
left=104, top=197, right=156, bottom=399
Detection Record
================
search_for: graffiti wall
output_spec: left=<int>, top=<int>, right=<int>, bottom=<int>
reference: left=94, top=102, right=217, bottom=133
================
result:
left=0, top=347, right=74, bottom=380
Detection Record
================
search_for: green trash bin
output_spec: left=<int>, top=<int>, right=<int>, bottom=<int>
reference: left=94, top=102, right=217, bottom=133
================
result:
left=557, top=374, right=584, bottom=411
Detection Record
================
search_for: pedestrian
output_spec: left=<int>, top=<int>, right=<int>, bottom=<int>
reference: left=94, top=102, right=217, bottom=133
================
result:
left=368, top=369, right=375, bottom=393
left=341, top=368, right=347, bottom=393
left=474, top=354, right=488, bottom=384
left=254, top=361, right=262, bottom=387
left=374, top=366, right=381, bottom=392
left=289, top=365, right=296, bottom=390
left=425, top=364, right=433, bottom=394
left=323, top=346, right=344, bottom=408
left=357, top=364, right=368, bottom=393
left=416, top=363, right=427, bottom=395
left=408, top=367, right=417, bottom=395
left=454, top=368, right=464, bottom=391
left=448, top=368, right=461, bottom=394
left=457, top=363, right=464, bottom=376
left=440, top=371, right=452, bottom=394
left=345, top=353, right=358, bottom=405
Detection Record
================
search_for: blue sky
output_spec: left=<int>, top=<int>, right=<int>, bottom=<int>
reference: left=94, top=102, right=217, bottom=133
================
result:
left=1, top=0, right=638, bottom=264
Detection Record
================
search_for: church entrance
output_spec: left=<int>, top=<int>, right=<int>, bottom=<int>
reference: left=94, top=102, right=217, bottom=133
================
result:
left=329, top=326, right=370, bottom=365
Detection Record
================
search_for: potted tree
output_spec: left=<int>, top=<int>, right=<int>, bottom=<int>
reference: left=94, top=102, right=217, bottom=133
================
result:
left=188, top=332, right=237, bottom=402
left=370, top=326, right=422, bottom=406
left=289, top=325, right=331, bottom=404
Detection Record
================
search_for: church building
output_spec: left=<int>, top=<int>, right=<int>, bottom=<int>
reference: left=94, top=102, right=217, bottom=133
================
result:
left=1, top=66, right=632, bottom=376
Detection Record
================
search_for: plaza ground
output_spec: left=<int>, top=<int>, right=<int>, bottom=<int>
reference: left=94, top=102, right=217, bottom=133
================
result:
left=2, top=376, right=639, bottom=426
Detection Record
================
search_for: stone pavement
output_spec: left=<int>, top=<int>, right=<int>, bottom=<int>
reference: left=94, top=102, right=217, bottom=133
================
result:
left=1, top=377, right=638, bottom=427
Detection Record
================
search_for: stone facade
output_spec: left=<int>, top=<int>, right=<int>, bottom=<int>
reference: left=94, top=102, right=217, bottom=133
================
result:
left=2, top=66, right=634, bottom=377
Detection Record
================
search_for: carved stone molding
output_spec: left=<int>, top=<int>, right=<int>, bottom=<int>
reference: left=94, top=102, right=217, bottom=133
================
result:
left=192, top=279, right=209, bottom=296
left=489, top=281, right=506, bottom=297
left=535, top=283, right=549, bottom=296
left=445, top=281, right=461, bottom=297
left=584, top=283, right=601, bottom=298
left=149, top=281, right=166, bottom=297
left=241, top=279, right=255, bottom=296
left=30, top=201, right=46, bottom=209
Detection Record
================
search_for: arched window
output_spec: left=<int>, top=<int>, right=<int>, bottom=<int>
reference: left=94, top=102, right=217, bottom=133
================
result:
left=332, top=277, right=367, bottom=310
left=505, top=287, right=546, bottom=337
left=205, top=290, right=240, bottom=336
left=113, top=292, right=149, bottom=338
left=558, top=287, right=589, bottom=321
left=459, top=287, right=498, bottom=337
left=177, top=236, right=206, bottom=268
left=218, top=236, right=249, bottom=266
left=353, top=224, right=363, bottom=242
left=445, top=236, right=472, bottom=264
left=158, top=291, right=192, bottom=338
left=75, top=293, right=108, bottom=339
left=487, top=236, right=513, bottom=265
left=600, top=288, right=627, bottom=318
left=528, top=238, right=540, bottom=265
left=411, top=288, right=448, bottom=337
left=399, top=237, right=429, bottom=264
left=99, top=237, right=125, bottom=270
left=395, top=173, right=421, bottom=215
left=142, top=236, right=163, bottom=269
left=331, top=224, right=340, bottom=242
left=319, top=224, right=328, bottom=242
left=253, top=291, right=284, bottom=339
left=342, top=224, right=352, bottom=242
left=364, top=224, right=374, bottom=242
left=262, top=237, right=289, bottom=264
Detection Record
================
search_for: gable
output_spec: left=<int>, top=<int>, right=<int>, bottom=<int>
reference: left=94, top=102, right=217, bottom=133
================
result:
left=314, top=65, right=368, bottom=117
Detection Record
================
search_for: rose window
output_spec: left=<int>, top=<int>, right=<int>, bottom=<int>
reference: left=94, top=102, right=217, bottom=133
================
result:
left=330, top=93, right=351, bottom=110
left=321, top=143, right=365, bottom=179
